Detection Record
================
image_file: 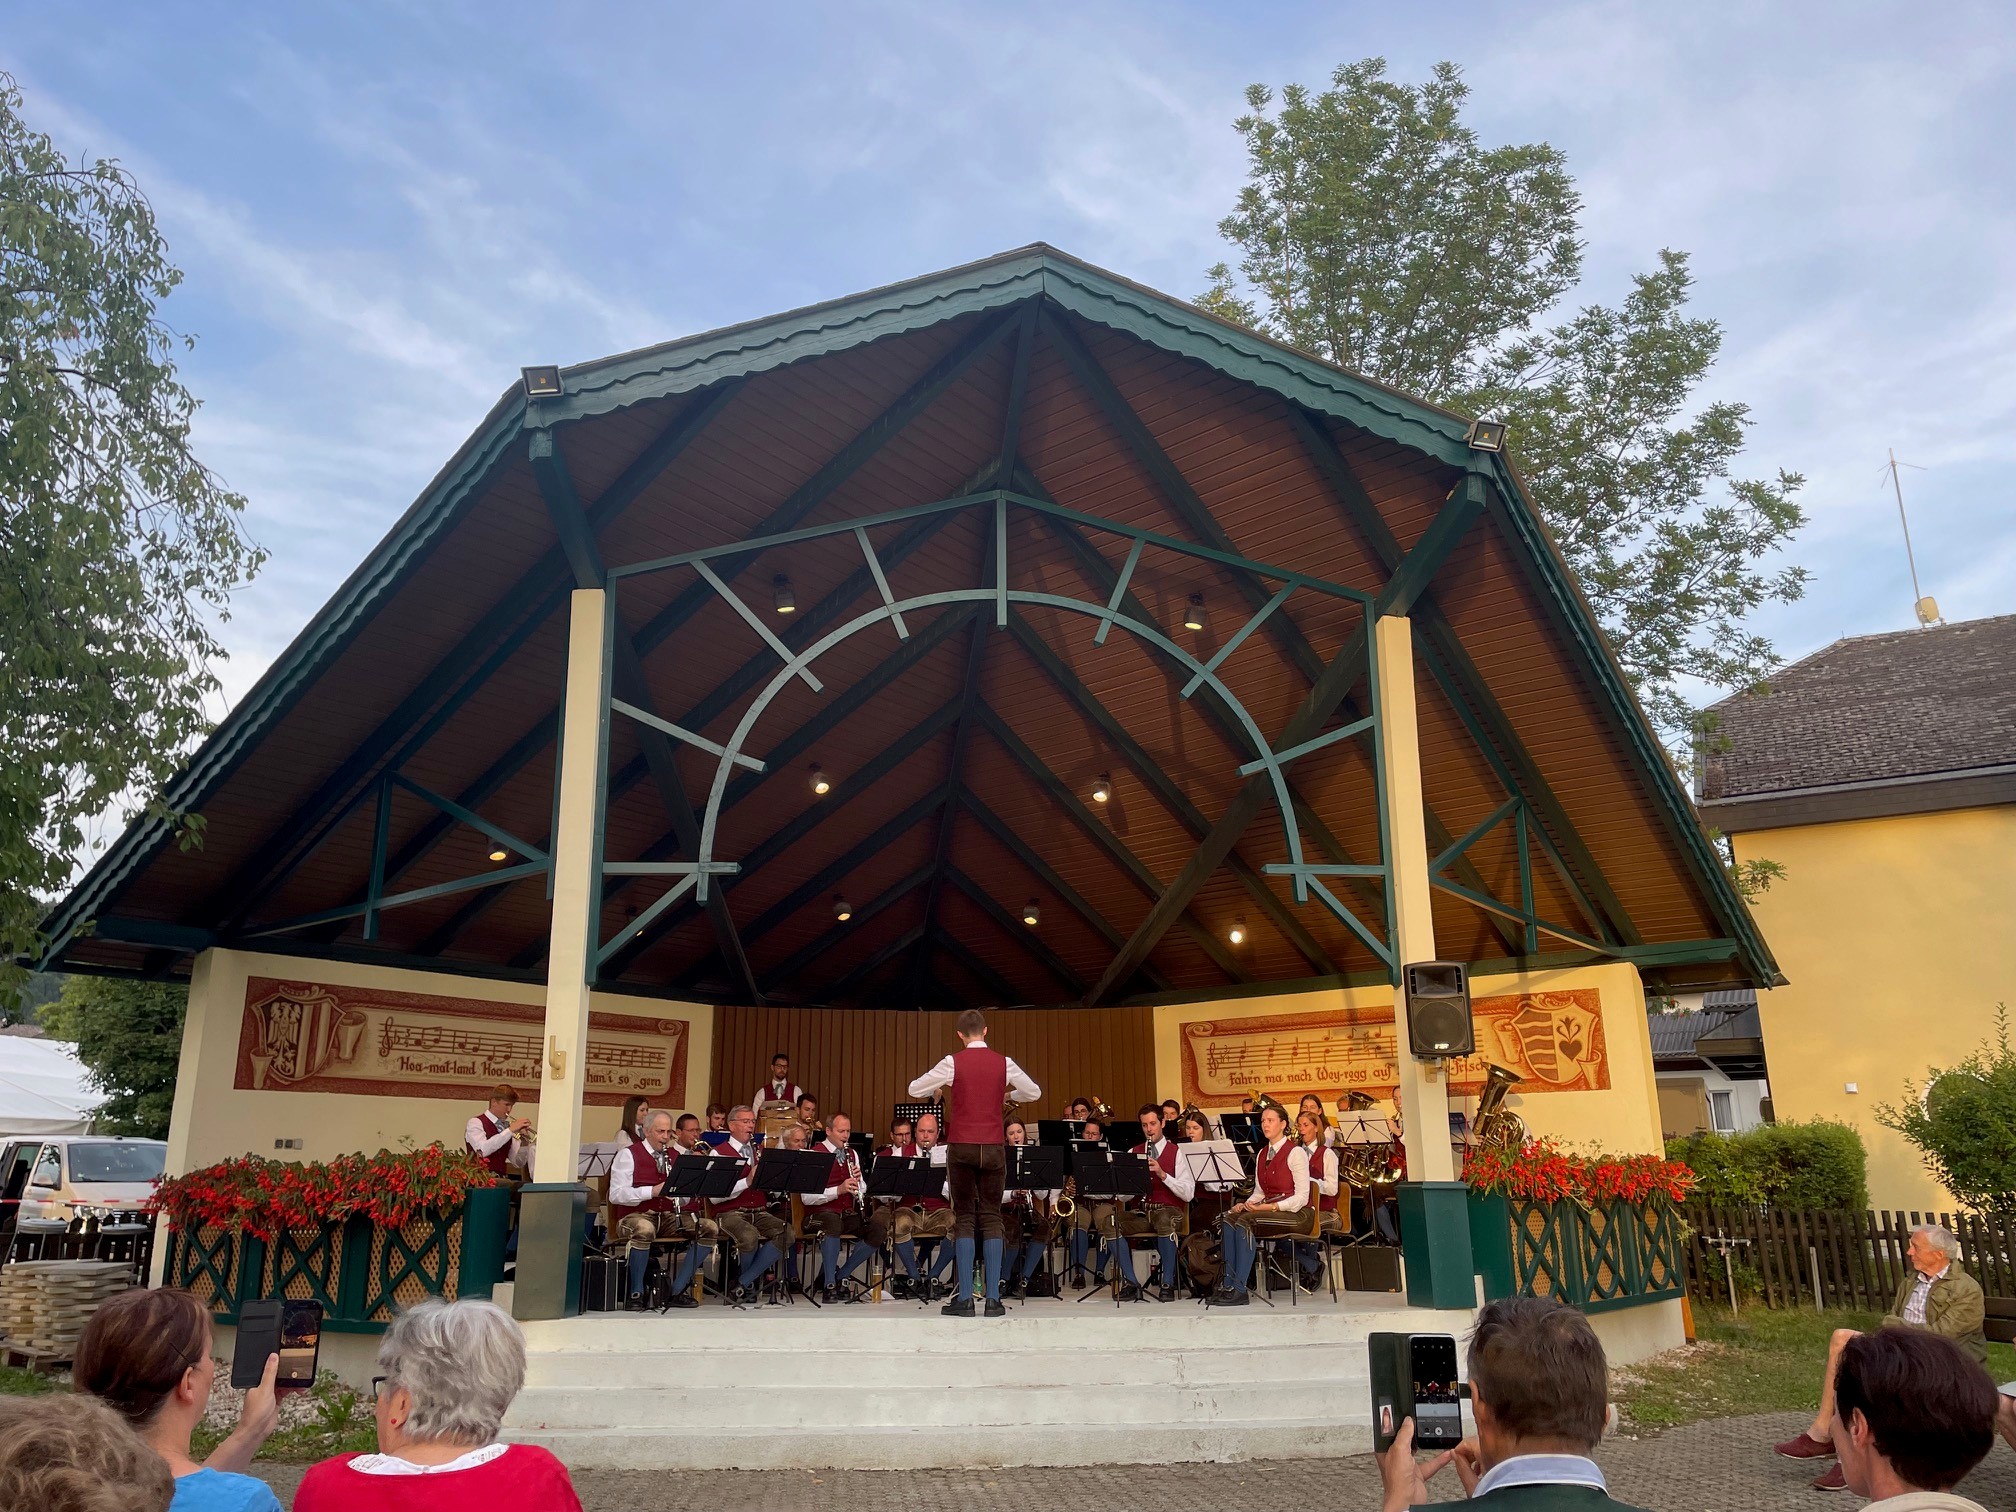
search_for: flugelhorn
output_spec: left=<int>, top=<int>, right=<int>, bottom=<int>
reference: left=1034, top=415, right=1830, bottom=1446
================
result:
left=1469, top=1063, right=1526, bottom=1149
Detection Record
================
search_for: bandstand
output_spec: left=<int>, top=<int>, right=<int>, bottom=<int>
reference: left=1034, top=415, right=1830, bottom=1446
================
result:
left=39, top=245, right=1776, bottom=1467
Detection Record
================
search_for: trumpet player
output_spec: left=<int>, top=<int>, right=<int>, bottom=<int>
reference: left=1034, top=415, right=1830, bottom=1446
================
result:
left=464, top=1083, right=532, bottom=1177
left=1211, top=1100, right=1310, bottom=1307
left=1000, top=1121, right=1057, bottom=1299
left=609, top=1110, right=716, bottom=1310
left=1293, top=1108, right=1344, bottom=1292
left=1096, top=1104, right=1194, bottom=1300
left=804, top=1112, right=869, bottom=1302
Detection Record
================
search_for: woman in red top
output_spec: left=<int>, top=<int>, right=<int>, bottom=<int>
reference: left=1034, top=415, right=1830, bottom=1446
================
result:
left=293, top=1298, right=579, bottom=1512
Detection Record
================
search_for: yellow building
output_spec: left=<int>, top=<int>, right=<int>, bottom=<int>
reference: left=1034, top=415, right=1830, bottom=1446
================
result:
left=1698, top=613, right=2016, bottom=1213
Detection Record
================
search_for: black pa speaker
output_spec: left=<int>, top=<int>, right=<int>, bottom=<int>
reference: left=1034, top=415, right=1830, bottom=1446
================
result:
left=1402, top=960, right=1473, bottom=1058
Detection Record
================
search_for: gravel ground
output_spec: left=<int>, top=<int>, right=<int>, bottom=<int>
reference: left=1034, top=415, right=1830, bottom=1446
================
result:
left=251, top=1409, right=2016, bottom=1510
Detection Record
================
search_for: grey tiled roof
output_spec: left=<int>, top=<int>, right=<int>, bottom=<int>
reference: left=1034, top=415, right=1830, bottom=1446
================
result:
left=1697, top=613, right=2016, bottom=800
left=1647, top=1008, right=1739, bottom=1060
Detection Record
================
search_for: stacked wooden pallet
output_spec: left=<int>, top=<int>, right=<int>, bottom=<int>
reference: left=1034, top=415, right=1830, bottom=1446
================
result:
left=0, top=1260, right=131, bottom=1366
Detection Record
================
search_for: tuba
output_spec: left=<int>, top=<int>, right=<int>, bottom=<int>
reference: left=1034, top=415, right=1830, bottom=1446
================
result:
left=1250, top=1091, right=1290, bottom=1122
left=1469, top=1063, right=1526, bottom=1149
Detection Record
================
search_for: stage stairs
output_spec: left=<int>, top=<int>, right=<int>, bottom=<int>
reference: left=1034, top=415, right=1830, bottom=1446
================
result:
left=505, top=1292, right=1474, bottom=1470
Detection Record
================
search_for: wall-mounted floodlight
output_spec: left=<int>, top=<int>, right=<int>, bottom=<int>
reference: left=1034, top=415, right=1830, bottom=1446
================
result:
left=521, top=365, right=563, bottom=399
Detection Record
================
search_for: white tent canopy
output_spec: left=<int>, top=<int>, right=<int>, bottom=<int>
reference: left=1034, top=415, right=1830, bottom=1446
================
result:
left=0, top=1036, right=101, bottom=1138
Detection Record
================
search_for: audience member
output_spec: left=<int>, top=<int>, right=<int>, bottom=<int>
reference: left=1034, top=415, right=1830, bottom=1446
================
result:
left=1379, top=1295, right=1646, bottom=1512
left=1830, top=1328, right=1996, bottom=1507
left=1777, top=1224, right=1986, bottom=1489
left=73, top=1287, right=284, bottom=1511
left=0, top=1393, right=174, bottom=1512
left=293, top=1297, right=580, bottom=1511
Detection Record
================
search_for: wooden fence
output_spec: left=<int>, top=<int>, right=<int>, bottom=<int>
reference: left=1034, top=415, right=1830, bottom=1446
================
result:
left=1683, top=1205, right=2016, bottom=1310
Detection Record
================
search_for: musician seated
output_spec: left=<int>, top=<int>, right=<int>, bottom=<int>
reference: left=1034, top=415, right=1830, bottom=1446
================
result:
left=1096, top=1105, right=1195, bottom=1301
left=1159, top=1099, right=1183, bottom=1134
left=752, top=1052, right=803, bottom=1116
left=1065, top=1116, right=1105, bottom=1285
left=796, top=1094, right=823, bottom=1141
left=1294, top=1109, right=1345, bottom=1292
left=804, top=1112, right=869, bottom=1303
left=889, top=1112, right=956, bottom=1300
left=1000, top=1121, right=1057, bottom=1299
left=711, top=1104, right=788, bottom=1304
left=699, top=1103, right=732, bottom=1148
left=1180, top=1108, right=1237, bottom=1299
left=863, top=1117, right=915, bottom=1296
left=609, top=1111, right=717, bottom=1310
left=1211, top=1101, right=1310, bottom=1307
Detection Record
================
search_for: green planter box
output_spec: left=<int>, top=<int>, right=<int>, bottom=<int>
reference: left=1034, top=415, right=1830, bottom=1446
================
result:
left=1465, top=1190, right=1684, bottom=1314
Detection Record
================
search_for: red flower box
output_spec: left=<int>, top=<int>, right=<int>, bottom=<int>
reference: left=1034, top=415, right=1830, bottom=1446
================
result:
left=151, top=1144, right=503, bottom=1239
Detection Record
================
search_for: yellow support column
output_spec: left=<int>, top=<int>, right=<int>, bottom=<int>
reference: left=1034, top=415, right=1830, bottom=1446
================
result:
left=517, top=587, right=609, bottom=1319
left=1374, top=611, right=1474, bottom=1308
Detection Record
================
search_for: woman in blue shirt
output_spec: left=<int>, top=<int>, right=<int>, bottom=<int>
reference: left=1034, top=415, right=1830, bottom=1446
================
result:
left=74, top=1286, right=287, bottom=1511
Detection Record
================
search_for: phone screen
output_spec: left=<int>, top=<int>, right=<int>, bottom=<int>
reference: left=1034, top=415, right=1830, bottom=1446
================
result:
left=277, top=1300, right=323, bottom=1387
left=1410, top=1334, right=1464, bottom=1449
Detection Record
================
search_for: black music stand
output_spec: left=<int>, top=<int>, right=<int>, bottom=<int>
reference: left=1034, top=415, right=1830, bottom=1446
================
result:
left=1034, top=1119, right=1075, bottom=1147
left=752, top=1150, right=842, bottom=1308
left=1220, top=1112, right=1261, bottom=1147
left=666, top=1153, right=741, bottom=1202
left=847, top=1130, right=876, bottom=1156
left=1070, top=1149, right=1150, bottom=1304
left=1004, top=1144, right=1067, bottom=1297
left=1106, top=1119, right=1145, bottom=1152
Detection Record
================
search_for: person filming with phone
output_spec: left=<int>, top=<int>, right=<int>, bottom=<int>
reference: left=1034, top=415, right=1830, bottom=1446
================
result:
left=1379, top=1296, right=1645, bottom=1512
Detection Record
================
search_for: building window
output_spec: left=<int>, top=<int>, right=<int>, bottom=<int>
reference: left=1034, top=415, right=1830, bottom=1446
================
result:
left=1709, top=1090, right=1736, bottom=1134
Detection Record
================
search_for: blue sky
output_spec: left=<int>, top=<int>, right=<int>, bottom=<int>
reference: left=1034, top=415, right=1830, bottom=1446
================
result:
left=7, top=1, right=2013, bottom=729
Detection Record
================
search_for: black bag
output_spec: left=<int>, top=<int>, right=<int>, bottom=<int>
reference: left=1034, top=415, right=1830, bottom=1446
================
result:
left=580, top=1253, right=623, bottom=1311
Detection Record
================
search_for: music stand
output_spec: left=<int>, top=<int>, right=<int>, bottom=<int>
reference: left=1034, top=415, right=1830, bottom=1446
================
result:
left=867, top=1154, right=938, bottom=1202
left=1178, top=1139, right=1243, bottom=1190
left=754, top=1149, right=834, bottom=1196
left=1069, top=1150, right=1150, bottom=1304
left=1034, top=1119, right=1074, bottom=1147
left=847, top=1131, right=876, bottom=1156
left=1106, top=1119, right=1145, bottom=1152
left=1007, top=1144, right=1065, bottom=1192
left=666, top=1153, right=741, bottom=1203
left=1219, top=1112, right=1261, bottom=1147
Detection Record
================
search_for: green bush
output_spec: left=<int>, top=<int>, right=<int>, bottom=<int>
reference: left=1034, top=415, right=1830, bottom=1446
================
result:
left=1877, top=1005, right=2016, bottom=1216
left=1667, top=1117, right=1867, bottom=1212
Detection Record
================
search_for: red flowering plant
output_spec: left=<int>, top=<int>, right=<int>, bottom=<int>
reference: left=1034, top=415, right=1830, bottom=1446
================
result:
left=151, top=1143, right=503, bottom=1238
left=1463, top=1137, right=1695, bottom=1208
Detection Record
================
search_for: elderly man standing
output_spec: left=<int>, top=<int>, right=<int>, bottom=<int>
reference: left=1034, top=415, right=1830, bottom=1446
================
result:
left=1776, top=1222, right=1986, bottom=1490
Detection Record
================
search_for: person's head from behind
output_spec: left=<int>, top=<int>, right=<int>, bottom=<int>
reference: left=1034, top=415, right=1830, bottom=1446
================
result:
left=373, top=1298, right=526, bottom=1457
left=0, top=1393, right=173, bottom=1512
left=1833, top=1327, right=1995, bottom=1498
left=73, top=1287, right=215, bottom=1442
left=956, top=1007, right=988, bottom=1044
left=1465, top=1297, right=1608, bottom=1468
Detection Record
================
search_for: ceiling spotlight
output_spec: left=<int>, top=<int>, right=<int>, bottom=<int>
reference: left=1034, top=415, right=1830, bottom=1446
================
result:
left=1465, top=417, right=1508, bottom=453
left=1183, top=594, right=1207, bottom=633
left=488, top=846, right=509, bottom=863
left=1228, top=916, right=1247, bottom=946
left=1091, top=772, right=1112, bottom=804
left=809, top=763, right=830, bottom=796
left=832, top=893, right=853, bottom=922
left=520, top=365, right=563, bottom=399
left=774, top=574, right=796, bottom=614
left=1021, top=899, right=1041, bottom=927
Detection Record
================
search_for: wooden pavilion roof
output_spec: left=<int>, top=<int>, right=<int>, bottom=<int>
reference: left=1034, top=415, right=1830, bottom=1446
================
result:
left=39, top=246, right=1778, bottom=1005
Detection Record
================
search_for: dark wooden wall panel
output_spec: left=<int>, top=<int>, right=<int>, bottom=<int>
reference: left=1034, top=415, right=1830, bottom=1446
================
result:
left=708, top=1005, right=1158, bottom=1134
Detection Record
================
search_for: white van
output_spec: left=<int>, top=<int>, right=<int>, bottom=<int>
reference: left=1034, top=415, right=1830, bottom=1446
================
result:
left=0, top=1135, right=165, bottom=1229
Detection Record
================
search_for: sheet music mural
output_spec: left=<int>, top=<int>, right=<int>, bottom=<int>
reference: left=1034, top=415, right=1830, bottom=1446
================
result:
left=1178, top=991, right=1608, bottom=1107
left=233, top=977, right=688, bottom=1106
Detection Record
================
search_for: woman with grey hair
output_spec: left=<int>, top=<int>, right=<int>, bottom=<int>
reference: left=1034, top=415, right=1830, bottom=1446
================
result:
left=293, top=1298, right=579, bottom=1511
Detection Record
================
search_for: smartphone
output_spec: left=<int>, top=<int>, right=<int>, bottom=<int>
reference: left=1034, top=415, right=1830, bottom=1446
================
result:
left=1409, top=1333, right=1464, bottom=1450
left=232, top=1299, right=323, bottom=1389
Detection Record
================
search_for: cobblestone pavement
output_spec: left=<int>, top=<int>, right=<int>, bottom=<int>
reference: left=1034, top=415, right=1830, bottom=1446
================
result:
left=253, top=1411, right=2016, bottom=1510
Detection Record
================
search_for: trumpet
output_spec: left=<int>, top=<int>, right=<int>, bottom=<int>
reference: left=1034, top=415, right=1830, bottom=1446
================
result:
left=514, top=1120, right=537, bottom=1145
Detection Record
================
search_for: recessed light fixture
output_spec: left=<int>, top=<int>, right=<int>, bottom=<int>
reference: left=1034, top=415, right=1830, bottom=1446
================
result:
left=1183, top=594, right=1207, bottom=633
left=1091, top=772, right=1112, bottom=804
left=1021, top=899, right=1041, bottom=927
left=1228, top=916, right=1247, bottom=946
left=488, top=846, right=509, bottom=863
left=810, top=763, right=830, bottom=796
left=774, top=575, right=796, bottom=614
left=520, top=365, right=563, bottom=399
left=832, top=894, right=853, bottom=922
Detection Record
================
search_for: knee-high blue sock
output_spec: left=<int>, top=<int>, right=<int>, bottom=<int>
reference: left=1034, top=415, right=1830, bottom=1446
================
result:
left=896, top=1239, right=919, bottom=1279
left=1110, top=1240, right=1138, bottom=1284
left=1070, top=1227, right=1089, bottom=1270
left=627, top=1246, right=650, bottom=1298
left=1002, top=1243, right=1021, bottom=1279
left=740, top=1241, right=778, bottom=1287
left=983, top=1237, right=1003, bottom=1300
left=1158, top=1235, right=1178, bottom=1289
left=1020, top=1240, right=1045, bottom=1279
left=671, top=1243, right=707, bottom=1293
left=955, top=1236, right=976, bottom=1300
left=820, top=1235, right=842, bottom=1285
left=930, top=1243, right=954, bottom=1280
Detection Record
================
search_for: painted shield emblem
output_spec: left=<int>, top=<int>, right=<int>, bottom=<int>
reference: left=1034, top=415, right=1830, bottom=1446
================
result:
left=250, top=985, right=359, bottom=1085
left=1505, top=995, right=1600, bottom=1087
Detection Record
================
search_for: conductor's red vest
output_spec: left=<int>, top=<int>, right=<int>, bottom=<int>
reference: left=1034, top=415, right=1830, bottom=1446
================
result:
left=943, top=1044, right=1009, bottom=1145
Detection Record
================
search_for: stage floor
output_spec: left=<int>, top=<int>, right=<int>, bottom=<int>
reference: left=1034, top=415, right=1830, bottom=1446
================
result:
left=506, top=1287, right=1477, bottom=1470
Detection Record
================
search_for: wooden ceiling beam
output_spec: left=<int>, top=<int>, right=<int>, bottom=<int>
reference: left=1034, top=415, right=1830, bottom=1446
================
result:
left=931, top=925, right=1022, bottom=1005
left=829, top=924, right=927, bottom=1002
left=756, top=863, right=935, bottom=995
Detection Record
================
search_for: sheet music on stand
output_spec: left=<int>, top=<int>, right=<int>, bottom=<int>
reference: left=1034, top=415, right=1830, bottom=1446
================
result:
left=575, top=1141, right=624, bottom=1181
left=1335, top=1115, right=1395, bottom=1146
left=753, top=1148, right=834, bottom=1195
left=1219, top=1112, right=1261, bottom=1148
left=868, top=1154, right=941, bottom=1202
left=1178, top=1138, right=1245, bottom=1189
left=666, top=1152, right=742, bottom=1201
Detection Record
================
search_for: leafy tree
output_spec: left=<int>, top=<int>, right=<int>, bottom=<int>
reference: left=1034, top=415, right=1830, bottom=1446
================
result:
left=1877, top=1006, right=2016, bottom=1217
left=39, top=975, right=187, bottom=1138
left=1200, top=59, right=1807, bottom=745
left=1, top=73, right=263, bottom=1010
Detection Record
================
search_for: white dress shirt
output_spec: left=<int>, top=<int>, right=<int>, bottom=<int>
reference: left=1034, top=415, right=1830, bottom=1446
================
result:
left=752, top=1078, right=804, bottom=1109
left=464, top=1113, right=528, bottom=1169
left=721, top=1136, right=757, bottom=1201
left=1472, top=1453, right=1608, bottom=1498
left=1303, top=1141, right=1338, bottom=1198
left=804, top=1138, right=858, bottom=1209
left=608, top=1143, right=670, bottom=1208
left=1139, top=1136, right=1197, bottom=1202
left=1256, top=1137, right=1312, bottom=1212
left=907, top=1041, right=1042, bottom=1105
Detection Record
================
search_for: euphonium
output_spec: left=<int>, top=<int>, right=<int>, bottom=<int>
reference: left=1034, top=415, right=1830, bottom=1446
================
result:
left=1470, top=1063, right=1526, bottom=1149
left=1090, top=1095, right=1113, bottom=1122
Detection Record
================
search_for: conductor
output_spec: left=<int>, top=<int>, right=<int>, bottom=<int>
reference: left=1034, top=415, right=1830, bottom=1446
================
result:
left=908, top=1007, right=1040, bottom=1317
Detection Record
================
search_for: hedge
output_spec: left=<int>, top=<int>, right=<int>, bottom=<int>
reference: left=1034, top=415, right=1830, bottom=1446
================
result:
left=1666, top=1118, right=1867, bottom=1212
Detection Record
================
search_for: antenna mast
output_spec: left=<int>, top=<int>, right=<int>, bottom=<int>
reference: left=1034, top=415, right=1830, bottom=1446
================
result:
left=1888, top=448, right=1940, bottom=627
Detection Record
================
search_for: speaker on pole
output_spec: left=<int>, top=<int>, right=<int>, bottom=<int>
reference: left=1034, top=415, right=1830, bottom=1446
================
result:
left=1402, top=961, right=1473, bottom=1058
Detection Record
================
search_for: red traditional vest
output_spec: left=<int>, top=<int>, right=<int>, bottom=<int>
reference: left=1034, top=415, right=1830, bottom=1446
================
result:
left=1304, top=1143, right=1338, bottom=1212
left=468, top=1113, right=510, bottom=1176
left=944, top=1044, right=1010, bottom=1145
left=805, top=1141, right=855, bottom=1209
left=709, top=1139, right=768, bottom=1215
left=1136, top=1138, right=1185, bottom=1210
left=1255, top=1138, right=1298, bottom=1203
left=609, top=1139, right=676, bottom=1226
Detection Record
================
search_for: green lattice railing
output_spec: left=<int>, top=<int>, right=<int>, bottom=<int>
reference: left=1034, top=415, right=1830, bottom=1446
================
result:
left=161, top=1187, right=509, bottom=1333
left=1470, top=1190, right=1685, bottom=1314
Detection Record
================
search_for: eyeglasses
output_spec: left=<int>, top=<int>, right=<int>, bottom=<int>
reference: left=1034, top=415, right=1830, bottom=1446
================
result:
left=371, top=1376, right=389, bottom=1399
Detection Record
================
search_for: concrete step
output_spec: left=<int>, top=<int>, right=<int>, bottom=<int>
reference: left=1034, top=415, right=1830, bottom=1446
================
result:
left=508, top=1418, right=1380, bottom=1471
left=510, top=1378, right=1377, bottom=1430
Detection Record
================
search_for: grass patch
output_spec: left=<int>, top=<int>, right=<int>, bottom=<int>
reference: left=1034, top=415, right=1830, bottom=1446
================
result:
left=0, top=1364, right=58, bottom=1396
left=1614, top=1302, right=2016, bottom=1432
